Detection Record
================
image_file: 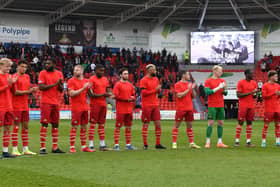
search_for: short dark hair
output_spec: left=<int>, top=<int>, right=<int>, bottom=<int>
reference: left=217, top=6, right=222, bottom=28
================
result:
left=179, top=70, right=187, bottom=79
left=268, top=70, right=277, bottom=78
left=244, top=69, right=252, bottom=75
left=47, top=58, right=56, bottom=64
left=95, top=64, right=104, bottom=71
left=18, top=60, right=28, bottom=66
left=119, top=68, right=128, bottom=75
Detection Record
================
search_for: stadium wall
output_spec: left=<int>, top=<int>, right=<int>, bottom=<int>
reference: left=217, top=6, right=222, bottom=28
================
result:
left=0, top=13, right=49, bottom=44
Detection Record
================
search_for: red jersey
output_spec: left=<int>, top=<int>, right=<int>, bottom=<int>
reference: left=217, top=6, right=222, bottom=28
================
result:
left=175, top=81, right=193, bottom=111
left=38, top=70, right=63, bottom=105
left=262, top=82, right=280, bottom=113
left=237, top=79, right=257, bottom=109
left=68, top=77, right=89, bottom=111
left=140, top=76, right=159, bottom=107
left=89, top=75, right=109, bottom=107
left=113, top=81, right=135, bottom=114
left=12, top=73, right=30, bottom=111
left=205, top=77, right=226, bottom=108
left=0, top=73, right=13, bottom=111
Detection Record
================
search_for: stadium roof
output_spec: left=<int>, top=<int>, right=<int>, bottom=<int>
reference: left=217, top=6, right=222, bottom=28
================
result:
left=2, top=0, right=280, bottom=30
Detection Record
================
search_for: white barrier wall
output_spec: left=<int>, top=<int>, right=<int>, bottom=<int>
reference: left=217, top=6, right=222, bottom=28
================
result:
left=0, top=13, right=49, bottom=44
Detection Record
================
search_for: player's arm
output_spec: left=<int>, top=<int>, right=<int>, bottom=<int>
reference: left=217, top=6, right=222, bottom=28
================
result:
left=39, top=79, right=62, bottom=91
left=204, top=80, right=224, bottom=96
left=0, top=75, right=17, bottom=92
left=191, top=85, right=197, bottom=98
left=262, top=86, right=275, bottom=98
left=177, top=84, right=191, bottom=98
left=69, top=82, right=90, bottom=97
left=237, top=90, right=257, bottom=98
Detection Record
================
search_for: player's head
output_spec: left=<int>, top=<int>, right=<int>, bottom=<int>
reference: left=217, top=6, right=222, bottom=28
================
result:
left=213, top=65, right=223, bottom=78
left=146, top=64, right=156, bottom=77
left=17, top=60, right=28, bottom=75
left=94, top=64, right=105, bottom=78
left=73, top=65, right=84, bottom=78
left=179, top=70, right=190, bottom=81
left=268, top=70, right=278, bottom=82
left=119, top=68, right=129, bottom=81
left=0, top=58, right=13, bottom=74
left=244, top=69, right=254, bottom=80
left=45, top=58, right=56, bottom=72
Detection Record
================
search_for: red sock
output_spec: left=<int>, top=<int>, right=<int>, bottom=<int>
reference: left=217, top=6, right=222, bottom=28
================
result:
left=3, top=129, right=10, bottom=148
left=12, top=125, right=19, bottom=147
left=88, top=123, right=96, bottom=141
left=262, top=123, right=269, bottom=139
left=70, top=127, right=77, bottom=147
left=142, top=124, right=148, bottom=146
left=114, top=128, right=120, bottom=145
left=98, top=124, right=105, bottom=141
left=155, top=126, right=161, bottom=145
left=80, top=128, right=87, bottom=147
left=21, top=129, right=29, bottom=147
left=274, top=124, right=280, bottom=138
left=246, top=125, right=252, bottom=140
left=187, top=128, right=194, bottom=144
left=40, top=126, right=48, bottom=149
left=52, top=128, right=59, bottom=150
left=235, top=124, right=242, bottom=139
left=125, top=127, right=131, bottom=145
left=172, top=126, right=178, bottom=143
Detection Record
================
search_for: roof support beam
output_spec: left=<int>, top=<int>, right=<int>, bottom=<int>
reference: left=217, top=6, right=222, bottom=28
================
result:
left=157, top=0, right=187, bottom=25
left=103, top=0, right=167, bottom=29
left=228, top=0, right=247, bottom=30
left=0, top=0, right=14, bottom=9
left=198, top=0, right=209, bottom=30
left=252, top=0, right=280, bottom=21
left=47, top=0, right=87, bottom=24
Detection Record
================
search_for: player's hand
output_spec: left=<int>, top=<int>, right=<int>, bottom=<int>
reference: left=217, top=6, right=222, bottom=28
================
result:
left=83, top=82, right=90, bottom=89
left=128, top=96, right=135, bottom=102
left=7, top=75, right=12, bottom=85
left=251, top=89, right=258, bottom=94
left=223, top=82, right=227, bottom=90
left=104, top=92, right=112, bottom=97
left=30, top=87, right=37, bottom=93
left=88, top=82, right=93, bottom=88
left=12, top=76, right=18, bottom=84
left=55, top=78, right=63, bottom=85
left=276, top=90, right=280, bottom=96
left=156, top=85, right=161, bottom=92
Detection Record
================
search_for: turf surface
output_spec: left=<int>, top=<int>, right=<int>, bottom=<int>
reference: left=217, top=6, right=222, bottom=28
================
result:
left=0, top=119, right=280, bottom=187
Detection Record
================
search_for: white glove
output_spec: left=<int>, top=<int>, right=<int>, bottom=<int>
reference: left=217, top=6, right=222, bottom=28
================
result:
left=213, top=83, right=224, bottom=93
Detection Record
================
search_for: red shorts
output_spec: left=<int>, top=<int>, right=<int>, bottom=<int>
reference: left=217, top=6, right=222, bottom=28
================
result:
left=264, top=112, right=280, bottom=123
left=14, top=111, right=29, bottom=123
left=141, top=106, right=161, bottom=123
left=116, top=113, right=133, bottom=128
left=72, top=111, right=88, bottom=125
left=175, top=111, right=194, bottom=122
left=238, top=108, right=255, bottom=122
left=0, top=111, right=13, bottom=126
left=90, top=105, right=107, bottom=124
left=40, top=104, right=60, bottom=124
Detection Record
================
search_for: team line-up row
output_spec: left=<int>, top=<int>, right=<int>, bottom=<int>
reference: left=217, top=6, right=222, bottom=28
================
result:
left=0, top=58, right=279, bottom=158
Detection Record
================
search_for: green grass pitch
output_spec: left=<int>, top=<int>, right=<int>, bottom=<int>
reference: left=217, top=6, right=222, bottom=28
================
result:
left=0, top=119, right=280, bottom=187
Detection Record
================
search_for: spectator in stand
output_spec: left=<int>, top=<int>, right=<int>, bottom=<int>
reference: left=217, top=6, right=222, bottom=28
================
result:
left=168, top=90, right=174, bottom=102
left=162, top=48, right=167, bottom=58
left=173, top=53, right=178, bottom=72
left=132, top=47, right=137, bottom=57
left=184, top=50, right=190, bottom=64
left=258, top=80, right=263, bottom=91
left=268, top=51, right=273, bottom=64
left=261, top=61, right=266, bottom=72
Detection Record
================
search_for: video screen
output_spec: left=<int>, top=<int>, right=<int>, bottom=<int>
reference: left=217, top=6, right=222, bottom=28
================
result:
left=191, top=31, right=254, bottom=64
